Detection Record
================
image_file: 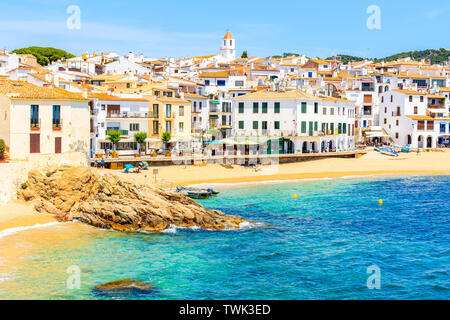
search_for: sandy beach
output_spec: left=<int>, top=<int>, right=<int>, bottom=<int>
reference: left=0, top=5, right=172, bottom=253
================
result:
left=0, top=201, right=56, bottom=233
left=104, top=149, right=450, bottom=188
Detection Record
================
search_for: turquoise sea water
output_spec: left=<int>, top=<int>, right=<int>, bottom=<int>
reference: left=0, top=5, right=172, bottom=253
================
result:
left=0, top=175, right=449, bottom=300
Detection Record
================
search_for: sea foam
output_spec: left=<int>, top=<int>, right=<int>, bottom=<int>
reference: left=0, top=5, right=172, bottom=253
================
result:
left=0, top=222, right=62, bottom=239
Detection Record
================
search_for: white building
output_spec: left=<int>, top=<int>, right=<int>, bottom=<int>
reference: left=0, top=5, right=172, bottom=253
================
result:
left=0, top=80, right=90, bottom=160
left=184, top=93, right=208, bottom=134
left=379, top=89, right=450, bottom=148
left=0, top=50, right=19, bottom=76
left=89, top=94, right=152, bottom=156
left=103, top=57, right=151, bottom=76
left=232, top=90, right=355, bottom=153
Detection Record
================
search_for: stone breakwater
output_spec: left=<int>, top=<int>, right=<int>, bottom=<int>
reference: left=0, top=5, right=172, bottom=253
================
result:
left=18, top=166, right=245, bottom=232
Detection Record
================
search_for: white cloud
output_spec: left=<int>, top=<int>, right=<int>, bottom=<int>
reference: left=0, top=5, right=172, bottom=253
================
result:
left=426, top=5, right=450, bottom=19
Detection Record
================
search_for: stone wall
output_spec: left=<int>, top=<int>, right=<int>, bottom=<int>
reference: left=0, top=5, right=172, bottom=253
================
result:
left=0, top=152, right=88, bottom=205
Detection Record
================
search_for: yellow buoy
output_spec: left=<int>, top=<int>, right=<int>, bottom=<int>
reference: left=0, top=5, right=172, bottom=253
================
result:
left=293, top=194, right=298, bottom=199
left=378, top=199, right=383, bottom=205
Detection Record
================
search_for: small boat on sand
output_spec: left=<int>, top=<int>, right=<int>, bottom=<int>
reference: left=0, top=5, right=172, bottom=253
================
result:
left=176, top=186, right=219, bottom=199
left=374, top=146, right=399, bottom=157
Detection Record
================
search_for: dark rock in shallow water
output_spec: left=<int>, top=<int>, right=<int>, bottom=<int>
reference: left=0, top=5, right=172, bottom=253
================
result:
left=94, top=279, right=156, bottom=294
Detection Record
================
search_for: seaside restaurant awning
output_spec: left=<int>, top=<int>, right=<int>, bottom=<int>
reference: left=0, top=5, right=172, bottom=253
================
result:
left=365, top=132, right=389, bottom=138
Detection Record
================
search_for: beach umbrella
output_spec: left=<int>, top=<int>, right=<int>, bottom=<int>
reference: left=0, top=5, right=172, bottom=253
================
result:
left=125, top=164, right=135, bottom=169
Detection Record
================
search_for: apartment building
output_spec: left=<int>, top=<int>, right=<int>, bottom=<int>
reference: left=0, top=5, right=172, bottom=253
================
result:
left=0, top=80, right=90, bottom=160
left=184, top=93, right=208, bottom=134
left=232, top=90, right=355, bottom=154
left=88, top=93, right=152, bottom=155
left=379, top=89, right=450, bottom=148
left=145, top=95, right=192, bottom=150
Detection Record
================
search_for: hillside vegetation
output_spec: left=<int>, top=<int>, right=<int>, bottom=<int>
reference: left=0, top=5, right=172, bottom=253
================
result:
left=11, top=46, right=75, bottom=66
left=326, top=48, right=450, bottom=65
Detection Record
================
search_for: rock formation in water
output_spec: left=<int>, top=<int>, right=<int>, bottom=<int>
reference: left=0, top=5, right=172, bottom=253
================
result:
left=94, top=279, right=156, bottom=294
left=18, top=166, right=245, bottom=232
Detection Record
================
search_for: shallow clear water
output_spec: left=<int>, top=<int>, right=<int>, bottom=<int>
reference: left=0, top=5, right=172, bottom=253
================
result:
left=1, top=175, right=449, bottom=300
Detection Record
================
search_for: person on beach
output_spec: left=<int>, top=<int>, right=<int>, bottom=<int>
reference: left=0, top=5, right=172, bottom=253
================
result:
left=101, top=158, right=105, bottom=168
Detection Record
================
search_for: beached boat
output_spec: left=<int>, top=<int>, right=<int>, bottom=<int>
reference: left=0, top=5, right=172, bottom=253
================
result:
left=176, top=186, right=219, bottom=199
left=374, top=146, right=399, bottom=157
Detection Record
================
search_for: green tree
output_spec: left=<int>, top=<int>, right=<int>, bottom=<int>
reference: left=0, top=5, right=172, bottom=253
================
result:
left=106, top=130, right=122, bottom=150
left=161, top=131, right=171, bottom=151
left=241, top=51, right=248, bottom=58
left=0, top=139, right=5, bottom=159
left=11, top=47, right=75, bottom=66
left=134, top=132, right=147, bottom=154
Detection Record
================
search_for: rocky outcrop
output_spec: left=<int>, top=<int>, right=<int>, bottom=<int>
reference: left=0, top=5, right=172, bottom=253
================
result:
left=94, top=279, right=155, bottom=294
left=18, top=166, right=245, bottom=232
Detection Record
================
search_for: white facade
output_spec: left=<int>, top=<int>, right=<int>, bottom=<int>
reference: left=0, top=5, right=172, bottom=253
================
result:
left=0, top=51, right=19, bottom=76
left=0, top=96, right=90, bottom=160
left=103, top=57, right=151, bottom=76
left=90, top=96, right=151, bottom=155
left=379, top=89, right=450, bottom=148
left=232, top=90, right=356, bottom=153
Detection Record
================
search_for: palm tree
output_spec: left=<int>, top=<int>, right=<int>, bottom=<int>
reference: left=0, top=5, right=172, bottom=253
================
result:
left=134, top=132, right=147, bottom=155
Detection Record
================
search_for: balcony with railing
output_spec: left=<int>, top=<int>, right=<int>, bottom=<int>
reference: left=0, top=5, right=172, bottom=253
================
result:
left=106, top=112, right=152, bottom=119
left=53, top=118, right=63, bottom=131
left=30, top=118, right=41, bottom=131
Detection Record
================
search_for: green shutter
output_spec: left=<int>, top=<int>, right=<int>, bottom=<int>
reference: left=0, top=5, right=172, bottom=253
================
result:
left=314, top=102, right=318, bottom=114
left=338, top=123, right=342, bottom=134
left=253, top=121, right=258, bottom=129
left=274, top=102, right=280, bottom=113
left=239, top=121, right=244, bottom=129
left=238, top=102, right=244, bottom=113
left=330, top=123, right=334, bottom=134
left=314, top=121, right=318, bottom=131
left=309, top=121, right=313, bottom=136
left=253, top=102, right=259, bottom=113
left=301, top=121, right=306, bottom=133
left=301, top=102, right=307, bottom=114
left=262, top=121, right=267, bottom=130
left=262, top=102, right=268, bottom=113
left=343, top=123, right=347, bottom=134
left=274, top=121, right=280, bottom=129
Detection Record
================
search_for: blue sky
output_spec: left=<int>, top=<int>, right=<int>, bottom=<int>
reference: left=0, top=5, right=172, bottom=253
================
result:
left=0, top=0, right=449, bottom=59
